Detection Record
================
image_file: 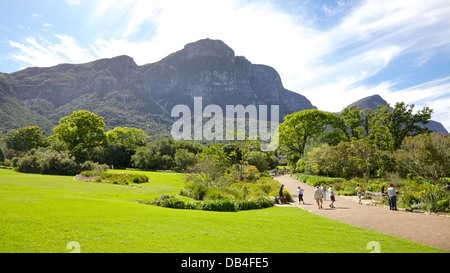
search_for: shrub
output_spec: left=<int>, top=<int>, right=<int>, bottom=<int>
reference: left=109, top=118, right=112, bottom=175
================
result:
left=242, top=165, right=260, bottom=181
left=10, top=157, right=19, bottom=168
left=436, top=200, right=449, bottom=212
left=199, top=199, right=238, bottom=212
left=79, top=161, right=109, bottom=177
left=185, top=183, right=208, bottom=200
left=419, top=189, right=447, bottom=212
left=80, top=161, right=109, bottom=172
left=79, top=170, right=101, bottom=178
left=237, top=197, right=273, bottom=210
left=16, top=149, right=78, bottom=175
left=150, top=195, right=273, bottom=212
left=86, top=172, right=149, bottom=185
left=337, top=187, right=356, bottom=196
left=400, top=192, right=420, bottom=208
left=247, top=151, right=269, bottom=172
left=16, top=154, right=40, bottom=173
left=160, top=197, right=187, bottom=209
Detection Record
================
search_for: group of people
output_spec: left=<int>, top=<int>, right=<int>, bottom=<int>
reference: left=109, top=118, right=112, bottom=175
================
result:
left=312, top=183, right=336, bottom=209
left=298, top=182, right=399, bottom=211
left=297, top=183, right=336, bottom=209
left=273, top=167, right=289, bottom=176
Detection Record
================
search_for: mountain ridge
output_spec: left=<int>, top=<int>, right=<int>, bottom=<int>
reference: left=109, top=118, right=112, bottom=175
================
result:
left=0, top=38, right=447, bottom=136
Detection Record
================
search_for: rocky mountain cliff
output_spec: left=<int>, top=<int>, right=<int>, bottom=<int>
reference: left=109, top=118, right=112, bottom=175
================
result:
left=140, top=39, right=314, bottom=117
left=1, top=39, right=315, bottom=136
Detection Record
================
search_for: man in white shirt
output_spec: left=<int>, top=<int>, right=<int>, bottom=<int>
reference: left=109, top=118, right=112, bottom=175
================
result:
left=328, top=185, right=336, bottom=208
left=387, top=184, right=397, bottom=210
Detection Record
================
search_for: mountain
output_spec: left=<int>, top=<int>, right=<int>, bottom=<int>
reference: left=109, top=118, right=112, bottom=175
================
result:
left=346, top=94, right=448, bottom=135
left=0, top=73, right=54, bottom=134
left=0, top=39, right=447, bottom=138
left=140, top=39, right=314, bottom=118
left=1, top=38, right=315, bottom=137
left=347, top=94, right=388, bottom=110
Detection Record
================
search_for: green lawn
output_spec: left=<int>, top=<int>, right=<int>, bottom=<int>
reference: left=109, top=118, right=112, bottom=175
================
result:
left=0, top=168, right=446, bottom=253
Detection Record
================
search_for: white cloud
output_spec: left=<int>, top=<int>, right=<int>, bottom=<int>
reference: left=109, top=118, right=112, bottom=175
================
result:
left=66, top=0, right=81, bottom=6
left=9, top=35, right=93, bottom=68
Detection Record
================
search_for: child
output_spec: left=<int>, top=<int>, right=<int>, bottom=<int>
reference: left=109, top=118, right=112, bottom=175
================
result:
left=356, top=184, right=363, bottom=205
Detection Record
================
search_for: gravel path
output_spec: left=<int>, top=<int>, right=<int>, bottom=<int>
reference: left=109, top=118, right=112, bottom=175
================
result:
left=274, top=174, right=450, bottom=251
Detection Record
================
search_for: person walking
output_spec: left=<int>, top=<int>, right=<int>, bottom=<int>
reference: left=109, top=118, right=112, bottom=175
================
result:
left=328, top=184, right=336, bottom=208
left=279, top=184, right=284, bottom=197
left=321, top=183, right=327, bottom=201
left=314, top=185, right=323, bottom=209
left=387, top=183, right=397, bottom=210
left=298, top=186, right=305, bottom=204
left=356, top=183, right=363, bottom=205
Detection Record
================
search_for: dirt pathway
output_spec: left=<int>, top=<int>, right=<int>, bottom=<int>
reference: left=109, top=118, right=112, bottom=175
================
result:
left=274, top=174, right=450, bottom=251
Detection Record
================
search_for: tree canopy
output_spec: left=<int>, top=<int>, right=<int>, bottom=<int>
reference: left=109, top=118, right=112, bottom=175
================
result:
left=53, top=110, right=106, bottom=151
left=279, top=109, right=334, bottom=159
left=5, top=126, right=46, bottom=153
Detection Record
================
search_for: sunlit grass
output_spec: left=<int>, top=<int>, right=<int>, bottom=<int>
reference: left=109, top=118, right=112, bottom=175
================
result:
left=0, top=169, right=446, bottom=253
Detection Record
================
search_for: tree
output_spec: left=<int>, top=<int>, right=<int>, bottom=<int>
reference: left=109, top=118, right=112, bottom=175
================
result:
left=186, top=154, right=230, bottom=188
left=247, top=151, right=269, bottom=172
left=131, top=144, right=162, bottom=170
left=90, top=142, right=133, bottom=168
left=364, top=106, right=392, bottom=151
left=394, top=133, right=449, bottom=181
left=174, top=148, right=197, bottom=171
left=0, top=148, right=4, bottom=163
left=5, top=126, right=46, bottom=153
left=339, top=107, right=364, bottom=140
left=279, top=109, right=334, bottom=161
left=105, top=127, right=149, bottom=150
left=351, top=138, right=380, bottom=183
left=53, top=110, right=106, bottom=151
left=383, top=103, right=433, bottom=150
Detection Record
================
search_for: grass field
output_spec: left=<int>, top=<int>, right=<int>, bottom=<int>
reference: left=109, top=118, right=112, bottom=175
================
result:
left=0, top=168, right=446, bottom=253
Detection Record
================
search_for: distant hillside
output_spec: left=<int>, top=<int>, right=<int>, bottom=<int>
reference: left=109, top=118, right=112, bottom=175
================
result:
left=346, top=94, right=448, bottom=135
left=0, top=73, right=53, bottom=135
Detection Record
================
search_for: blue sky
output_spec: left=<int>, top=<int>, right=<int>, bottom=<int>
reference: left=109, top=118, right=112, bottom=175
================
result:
left=1, top=0, right=449, bottom=131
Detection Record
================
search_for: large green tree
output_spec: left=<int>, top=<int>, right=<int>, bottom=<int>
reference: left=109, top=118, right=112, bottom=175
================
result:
left=383, top=102, right=433, bottom=150
left=5, top=126, right=46, bottom=153
left=53, top=110, right=106, bottom=151
left=105, top=127, right=149, bottom=150
left=339, top=107, right=365, bottom=140
left=279, top=109, right=334, bottom=161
